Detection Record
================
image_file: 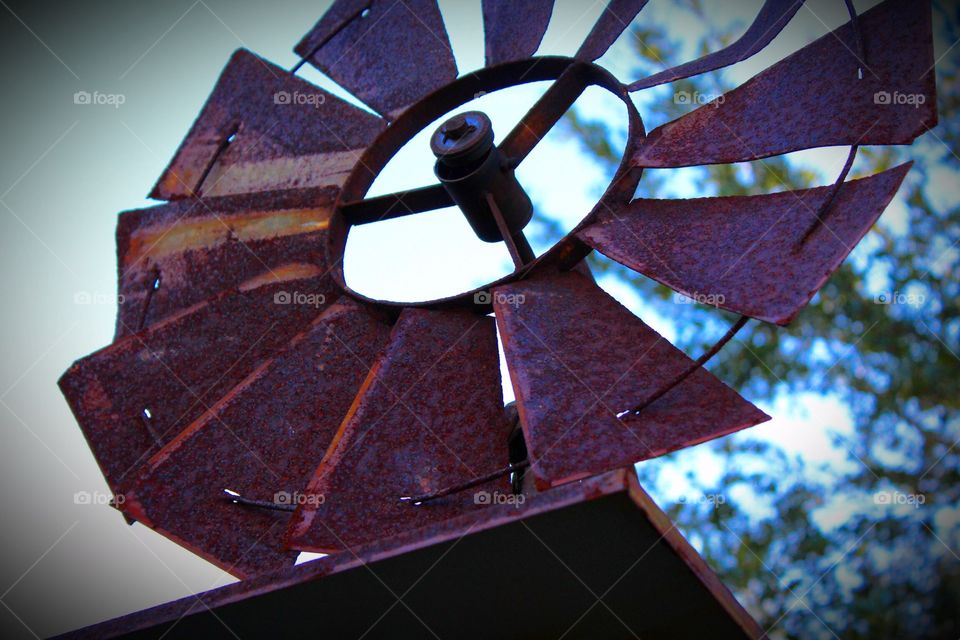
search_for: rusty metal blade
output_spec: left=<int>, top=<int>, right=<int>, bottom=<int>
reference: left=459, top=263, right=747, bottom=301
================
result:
left=125, top=299, right=392, bottom=578
left=575, top=0, right=648, bottom=61
left=482, top=0, right=554, bottom=67
left=150, top=49, right=384, bottom=200
left=493, top=271, right=769, bottom=490
left=632, top=0, right=936, bottom=168
left=294, top=0, right=457, bottom=120
left=116, top=186, right=338, bottom=338
left=58, top=273, right=337, bottom=500
left=286, top=308, right=511, bottom=552
left=579, top=163, right=911, bottom=325
left=628, top=0, right=804, bottom=91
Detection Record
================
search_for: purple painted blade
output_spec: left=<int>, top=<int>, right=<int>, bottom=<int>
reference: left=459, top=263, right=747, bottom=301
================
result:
left=286, top=308, right=511, bottom=553
left=482, top=0, right=554, bottom=67
left=125, top=299, right=392, bottom=578
left=150, top=49, right=384, bottom=200
left=579, top=163, right=911, bottom=325
left=116, top=186, right=338, bottom=338
left=494, top=271, right=769, bottom=490
left=575, top=0, right=649, bottom=61
left=632, top=0, right=936, bottom=168
left=628, top=0, right=804, bottom=91
left=58, top=272, right=337, bottom=501
left=294, top=0, right=457, bottom=120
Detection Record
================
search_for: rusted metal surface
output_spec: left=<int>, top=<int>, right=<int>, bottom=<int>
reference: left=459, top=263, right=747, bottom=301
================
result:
left=401, top=459, right=531, bottom=505
left=575, top=0, right=648, bottom=61
left=579, top=163, right=911, bottom=325
left=632, top=0, right=936, bottom=168
left=286, top=308, right=511, bottom=552
left=628, top=316, right=750, bottom=415
left=294, top=0, right=457, bottom=120
left=56, top=470, right=763, bottom=640
left=124, top=299, right=392, bottom=578
left=58, top=273, right=337, bottom=500
left=150, top=49, right=384, bottom=200
left=482, top=0, right=554, bottom=67
left=493, top=271, right=769, bottom=490
left=628, top=0, right=804, bottom=91
left=115, top=186, right=338, bottom=337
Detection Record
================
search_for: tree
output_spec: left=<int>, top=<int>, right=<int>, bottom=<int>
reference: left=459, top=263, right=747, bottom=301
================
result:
left=552, top=3, right=960, bottom=637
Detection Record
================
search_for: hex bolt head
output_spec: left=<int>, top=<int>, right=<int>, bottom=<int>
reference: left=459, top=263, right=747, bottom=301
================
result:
left=430, top=111, right=494, bottom=165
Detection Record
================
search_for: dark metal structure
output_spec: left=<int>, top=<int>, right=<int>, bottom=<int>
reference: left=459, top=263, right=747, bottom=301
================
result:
left=54, top=471, right=765, bottom=639
left=58, top=0, right=936, bottom=636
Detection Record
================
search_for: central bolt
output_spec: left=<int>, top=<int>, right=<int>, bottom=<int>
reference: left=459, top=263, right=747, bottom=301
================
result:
left=430, top=110, right=534, bottom=253
left=440, top=115, right=472, bottom=142
left=430, top=111, right=492, bottom=165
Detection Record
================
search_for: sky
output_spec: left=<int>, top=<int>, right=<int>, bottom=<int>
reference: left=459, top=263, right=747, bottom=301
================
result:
left=0, top=0, right=944, bottom=636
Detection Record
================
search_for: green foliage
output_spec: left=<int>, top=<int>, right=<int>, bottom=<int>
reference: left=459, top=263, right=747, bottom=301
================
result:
left=553, top=6, right=960, bottom=638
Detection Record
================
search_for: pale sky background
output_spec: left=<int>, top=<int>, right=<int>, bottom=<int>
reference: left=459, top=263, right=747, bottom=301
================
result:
left=0, top=0, right=951, bottom=636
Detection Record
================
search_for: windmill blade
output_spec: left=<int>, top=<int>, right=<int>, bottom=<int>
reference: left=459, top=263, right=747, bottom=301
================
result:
left=150, top=49, right=384, bottom=200
left=286, top=308, right=511, bottom=553
left=628, top=0, right=804, bottom=91
left=632, top=0, right=936, bottom=168
left=482, top=0, right=554, bottom=67
left=294, top=0, right=457, bottom=120
left=493, top=271, right=769, bottom=490
left=575, top=0, right=648, bottom=61
left=116, top=186, right=337, bottom=338
left=58, top=272, right=337, bottom=501
left=579, top=163, right=910, bottom=325
left=125, top=299, right=392, bottom=578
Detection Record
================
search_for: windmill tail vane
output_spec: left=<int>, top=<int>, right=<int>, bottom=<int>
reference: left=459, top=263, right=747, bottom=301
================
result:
left=56, top=0, right=935, bottom=636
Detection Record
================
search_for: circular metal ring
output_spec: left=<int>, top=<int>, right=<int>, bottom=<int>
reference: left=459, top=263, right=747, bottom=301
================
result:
left=328, top=55, right=645, bottom=313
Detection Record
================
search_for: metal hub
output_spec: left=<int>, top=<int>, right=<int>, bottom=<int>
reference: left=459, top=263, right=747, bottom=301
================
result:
left=430, top=111, right=494, bottom=165
left=330, top=57, right=644, bottom=311
left=430, top=111, right=534, bottom=261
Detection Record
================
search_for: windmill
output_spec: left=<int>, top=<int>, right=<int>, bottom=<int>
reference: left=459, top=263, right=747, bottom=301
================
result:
left=57, top=0, right=936, bottom=637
